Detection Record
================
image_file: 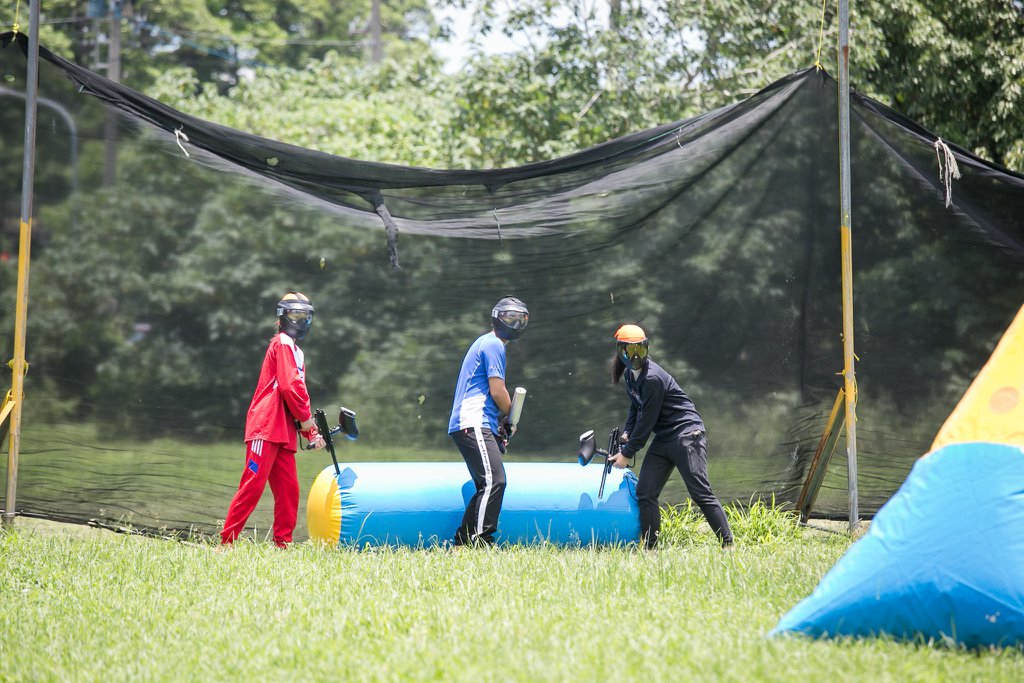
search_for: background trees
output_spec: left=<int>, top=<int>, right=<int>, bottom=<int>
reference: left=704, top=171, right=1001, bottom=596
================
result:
left=25, top=2, right=1021, bottom=170
left=438, top=0, right=1024, bottom=170
left=33, top=1, right=436, bottom=91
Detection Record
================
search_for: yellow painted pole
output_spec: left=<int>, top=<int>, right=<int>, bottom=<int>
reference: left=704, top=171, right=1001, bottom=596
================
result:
left=3, top=2, right=41, bottom=528
left=838, top=0, right=860, bottom=534
left=0, top=391, right=15, bottom=428
left=4, top=220, right=32, bottom=528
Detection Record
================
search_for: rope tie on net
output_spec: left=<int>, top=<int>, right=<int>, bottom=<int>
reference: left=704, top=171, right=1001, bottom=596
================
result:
left=174, top=127, right=191, bottom=158
left=7, top=358, right=29, bottom=375
left=933, top=138, right=961, bottom=208
left=836, top=352, right=860, bottom=417
left=11, top=0, right=20, bottom=35
left=813, top=0, right=830, bottom=69
left=371, top=191, right=401, bottom=270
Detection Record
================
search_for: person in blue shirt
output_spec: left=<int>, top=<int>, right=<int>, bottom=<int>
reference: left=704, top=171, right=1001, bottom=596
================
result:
left=448, top=296, right=529, bottom=547
left=607, top=324, right=734, bottom=550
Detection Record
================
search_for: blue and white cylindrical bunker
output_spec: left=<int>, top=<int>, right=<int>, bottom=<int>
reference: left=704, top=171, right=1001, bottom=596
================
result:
left=307, top=462, right=640, bottom=547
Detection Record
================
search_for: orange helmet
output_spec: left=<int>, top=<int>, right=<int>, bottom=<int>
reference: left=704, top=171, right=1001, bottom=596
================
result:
left=614, top=324, right=647, bottom=343
left=615, top=325, right=649, bottom=370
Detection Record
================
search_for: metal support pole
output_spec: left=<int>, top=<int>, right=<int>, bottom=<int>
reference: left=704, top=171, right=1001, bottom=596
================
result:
left=838, top=0, right=859, bottom=534
left=0, top=87, right=79, bottom=231
left=4, top=1, right=42, bottom=528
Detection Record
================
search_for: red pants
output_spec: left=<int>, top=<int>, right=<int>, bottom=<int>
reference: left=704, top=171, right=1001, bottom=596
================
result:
left=220, top=439, right=299, bottom=547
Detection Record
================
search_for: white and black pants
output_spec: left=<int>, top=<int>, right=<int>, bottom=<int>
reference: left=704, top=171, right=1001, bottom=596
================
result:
left=451, top=427, right=506, bottom=546
left=636, top=430, right=733, bottom=549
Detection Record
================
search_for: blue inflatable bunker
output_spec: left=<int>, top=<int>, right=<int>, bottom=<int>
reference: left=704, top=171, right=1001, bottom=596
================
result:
left=772, top=442, right=1024, bottom=648
left=307, top=462, right=640, bottom=547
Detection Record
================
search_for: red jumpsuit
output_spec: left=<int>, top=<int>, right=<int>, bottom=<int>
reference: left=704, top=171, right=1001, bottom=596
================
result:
left=221, top=332, right=315, bottom=546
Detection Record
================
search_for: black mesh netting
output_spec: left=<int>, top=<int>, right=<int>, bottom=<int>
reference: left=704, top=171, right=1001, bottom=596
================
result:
left=1, top=33, right=1022, bottom=537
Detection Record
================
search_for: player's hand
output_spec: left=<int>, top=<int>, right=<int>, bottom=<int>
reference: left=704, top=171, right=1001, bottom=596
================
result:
left=496, top=420, right=514, bottom=454
left=608, top=453, right=630, bottom=469
left=301, top=426, right=324, bottom=449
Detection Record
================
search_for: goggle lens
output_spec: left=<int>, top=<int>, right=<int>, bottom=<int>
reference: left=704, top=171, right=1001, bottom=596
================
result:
left=285, top=311, right=313, bottom=324
left=619, top=342, right=648, bottom=361
left=498, top=311, right=529, bottom=330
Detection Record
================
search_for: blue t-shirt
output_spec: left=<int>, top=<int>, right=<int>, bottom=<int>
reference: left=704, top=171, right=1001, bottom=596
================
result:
left=448, top=332, right=506, bottom=433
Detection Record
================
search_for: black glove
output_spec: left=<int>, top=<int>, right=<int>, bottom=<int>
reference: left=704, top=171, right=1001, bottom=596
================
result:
left=496, top=420, right=512, bottom=454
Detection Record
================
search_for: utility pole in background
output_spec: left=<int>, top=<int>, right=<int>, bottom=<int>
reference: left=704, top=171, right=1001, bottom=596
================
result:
left=104, top=2, right=121, bottom=186
left=88, top=1, right=123, bottom=185
left=609, top=0, right=622, bottom=32
left=369, top=0, right=383, bottom=64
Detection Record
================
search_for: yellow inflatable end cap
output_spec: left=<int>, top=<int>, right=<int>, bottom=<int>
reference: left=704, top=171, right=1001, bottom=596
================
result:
left=306, top=467, right=342, bottom=546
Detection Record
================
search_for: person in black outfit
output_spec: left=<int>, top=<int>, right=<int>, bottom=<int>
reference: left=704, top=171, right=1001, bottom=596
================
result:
left=607, top=324, right=734, bottom=549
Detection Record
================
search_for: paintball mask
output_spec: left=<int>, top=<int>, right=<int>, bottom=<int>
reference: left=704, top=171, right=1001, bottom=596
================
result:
left=614, top=324, right=649, bottom=371
left=277, top=293, right=315, bottom=341
left=492, top=296, right=530, bottom=341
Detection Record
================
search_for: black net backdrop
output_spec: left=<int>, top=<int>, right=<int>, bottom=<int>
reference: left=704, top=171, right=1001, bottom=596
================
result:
left=1, top=33, right=1022, bottom=537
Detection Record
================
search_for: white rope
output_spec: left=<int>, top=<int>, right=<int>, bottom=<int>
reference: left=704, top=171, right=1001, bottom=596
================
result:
left=174, top=127, right=191, bottom=158
left=933, top=138, right=960, bottom=208
left=493, top=207, right=504, bottom=245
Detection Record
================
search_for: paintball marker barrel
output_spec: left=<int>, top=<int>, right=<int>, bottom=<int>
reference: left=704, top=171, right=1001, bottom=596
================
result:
left=509, top=387, right=527, bottom=427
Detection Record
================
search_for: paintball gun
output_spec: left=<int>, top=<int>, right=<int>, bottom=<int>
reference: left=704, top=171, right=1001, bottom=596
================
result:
left=305, top=406, right=359, bottom=476
left=576, top=426, right=628, bottom=499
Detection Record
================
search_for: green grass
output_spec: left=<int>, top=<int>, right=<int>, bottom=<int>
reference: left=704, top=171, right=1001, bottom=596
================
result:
left=2, top=512, right=1022, bottom=682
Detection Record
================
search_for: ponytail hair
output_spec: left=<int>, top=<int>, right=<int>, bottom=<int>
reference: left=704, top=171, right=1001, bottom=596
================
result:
left=612, top=355, right=626, bottom=384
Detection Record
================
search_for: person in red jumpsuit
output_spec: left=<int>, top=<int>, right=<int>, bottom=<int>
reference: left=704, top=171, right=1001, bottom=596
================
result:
left=220, top=292, right=326, bottom=548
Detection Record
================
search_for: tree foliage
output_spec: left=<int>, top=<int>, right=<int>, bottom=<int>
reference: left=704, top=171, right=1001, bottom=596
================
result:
left=855, top=0, right=1024, bottom=169
left=30, top=0, right=1010, bottom=172
left=439, top=0, right=1024, bottom=170
left=30, top=0, right=436, bottom=92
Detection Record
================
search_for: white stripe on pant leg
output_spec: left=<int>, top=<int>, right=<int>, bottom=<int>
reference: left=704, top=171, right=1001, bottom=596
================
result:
left=472, top=427, right=493, bottom=540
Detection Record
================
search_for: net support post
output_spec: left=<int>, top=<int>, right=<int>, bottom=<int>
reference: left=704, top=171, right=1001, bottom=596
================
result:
left=796, top=389, right=846, bottom=523
left=838, top=0, right=860, bottom=535
left=4, top=1, right=42, bottom=529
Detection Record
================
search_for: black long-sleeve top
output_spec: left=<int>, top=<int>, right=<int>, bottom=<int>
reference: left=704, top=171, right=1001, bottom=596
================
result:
left=621, top=359, right=704, bottom=458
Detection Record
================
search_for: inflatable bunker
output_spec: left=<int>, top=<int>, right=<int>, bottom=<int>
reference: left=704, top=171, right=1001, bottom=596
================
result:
left=771, top=442, right=1024, bottom=648
left=772, top=304, right=1024, bottom=649
left=307, top=462, right=640, bottom=547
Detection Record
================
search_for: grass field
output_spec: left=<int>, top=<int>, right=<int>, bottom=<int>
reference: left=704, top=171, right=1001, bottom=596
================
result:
left=2, top=506, right=1022, bottom=682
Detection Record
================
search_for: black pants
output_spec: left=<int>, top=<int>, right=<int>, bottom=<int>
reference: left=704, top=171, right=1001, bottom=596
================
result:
left=635, top=430, right=733, bottom=548
left=451, top=427, right=507, bottom=546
